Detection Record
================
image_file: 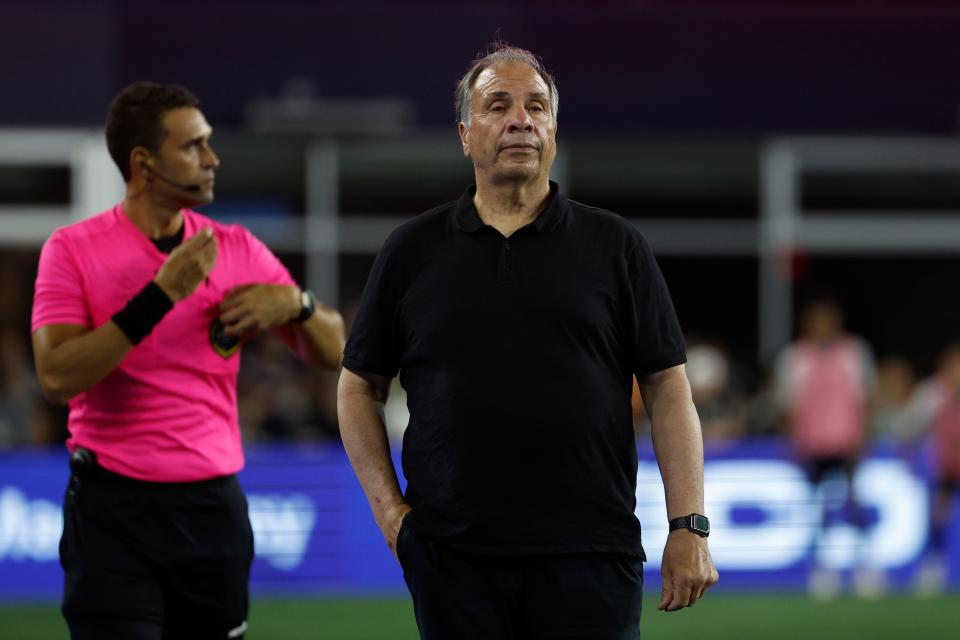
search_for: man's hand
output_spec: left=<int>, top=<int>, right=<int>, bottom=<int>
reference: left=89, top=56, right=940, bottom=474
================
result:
left=154, top=227, right=218, bottom=302
left=658, top=530, right=719, bottom=611
left=382, top=503, right=412, bottom=563
left=219, top=284, right=300, bottom=337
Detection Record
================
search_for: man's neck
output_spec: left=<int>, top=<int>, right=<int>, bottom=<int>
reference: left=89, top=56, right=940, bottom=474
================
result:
left=123, top=192, right=184, bottom=239
left=473, top=177, right=551, bottom=238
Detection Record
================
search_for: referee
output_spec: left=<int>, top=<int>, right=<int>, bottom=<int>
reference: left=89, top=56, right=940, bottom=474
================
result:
left=31, top=82, right=345, bottom=639
left=338, top=45, right=718, bottom=639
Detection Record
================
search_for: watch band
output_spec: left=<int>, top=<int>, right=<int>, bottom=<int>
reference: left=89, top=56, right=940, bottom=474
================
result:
left=296, top=289, right=316, bottom=323
left=668, top=513, right=710, bottom=537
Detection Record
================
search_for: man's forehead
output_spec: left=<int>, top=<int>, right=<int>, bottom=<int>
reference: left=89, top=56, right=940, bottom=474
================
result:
left=473, top=62, right=549, bottom=97
left=162, top=106, right=212, bottom=139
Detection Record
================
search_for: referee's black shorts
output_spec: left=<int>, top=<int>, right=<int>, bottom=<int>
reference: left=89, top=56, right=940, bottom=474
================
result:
left=60, top=450, right=254, bottom=640
left=396, top=517, right=644, bottom=640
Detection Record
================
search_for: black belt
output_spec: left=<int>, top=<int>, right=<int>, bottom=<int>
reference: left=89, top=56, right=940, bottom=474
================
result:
left=68, top=447, right=130, bottom=484
left=69, top=447, right=234, bottom=488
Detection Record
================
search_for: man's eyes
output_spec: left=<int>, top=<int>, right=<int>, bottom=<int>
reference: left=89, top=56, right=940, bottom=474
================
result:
left=487, top=103, right=547, bottom=113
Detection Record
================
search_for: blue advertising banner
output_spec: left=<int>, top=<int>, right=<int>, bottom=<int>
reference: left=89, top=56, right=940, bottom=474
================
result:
left=0, top=442, right=956, bottom=601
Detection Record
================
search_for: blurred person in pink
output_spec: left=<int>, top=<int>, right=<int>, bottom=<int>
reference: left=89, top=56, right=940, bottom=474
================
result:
left=899, top=343, right=960, bottom=594
left=773, top=298, right=877, bottom=597
left=31, top=82, right=344, bottom=639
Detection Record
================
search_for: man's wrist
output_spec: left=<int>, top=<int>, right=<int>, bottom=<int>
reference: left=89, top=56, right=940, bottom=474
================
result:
left=668, top=513, right=710, bottom=537
left=113, top=281, right=175, bottom=345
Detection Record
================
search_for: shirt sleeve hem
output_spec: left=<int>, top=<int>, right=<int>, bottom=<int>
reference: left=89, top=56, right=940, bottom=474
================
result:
left=342, top=356, right=399, bottom=379
left=634, top=351, right=687, bottom=377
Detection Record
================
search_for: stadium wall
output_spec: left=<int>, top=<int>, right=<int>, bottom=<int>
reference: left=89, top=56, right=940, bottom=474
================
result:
left=0, top=442, right=955, bottom=601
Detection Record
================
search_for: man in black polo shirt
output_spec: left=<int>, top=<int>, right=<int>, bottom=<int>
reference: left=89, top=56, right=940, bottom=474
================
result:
left=338, top=44, right=718, bottom=639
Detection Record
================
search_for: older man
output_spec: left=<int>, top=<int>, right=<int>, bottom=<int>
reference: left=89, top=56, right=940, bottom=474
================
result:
left=338, top=45, right=717, bottom=639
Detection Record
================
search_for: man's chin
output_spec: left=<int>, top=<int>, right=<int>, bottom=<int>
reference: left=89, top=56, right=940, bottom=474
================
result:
left=185, top=190, right=216, bottom=208
left=493, top=169, right=555, bottom=188
left=490, top=161, right=541, bottom=181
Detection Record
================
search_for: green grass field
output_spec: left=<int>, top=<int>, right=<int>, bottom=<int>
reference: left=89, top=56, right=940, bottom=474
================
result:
left=1, top=594, right=956, bottom=639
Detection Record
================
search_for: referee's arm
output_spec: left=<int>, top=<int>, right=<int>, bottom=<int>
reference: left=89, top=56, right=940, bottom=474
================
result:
left=33, top=322, right=136, bottom=405
left=33, top=229, right=217, bottom=404
left=218, top=283, right=345, bottom=369
left=337, top=367, right=411, bottom=561
left=639, top=363, right=719, bottom=611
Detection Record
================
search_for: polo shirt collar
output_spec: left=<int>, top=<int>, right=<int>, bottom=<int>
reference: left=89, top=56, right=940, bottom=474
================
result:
left=453, top=181, right=569, bottom=235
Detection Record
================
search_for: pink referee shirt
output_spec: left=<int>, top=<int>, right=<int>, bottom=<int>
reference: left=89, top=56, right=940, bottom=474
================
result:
left=32, top=205, right=295, bottom=482
left=778, top=337, right=874, bottom=459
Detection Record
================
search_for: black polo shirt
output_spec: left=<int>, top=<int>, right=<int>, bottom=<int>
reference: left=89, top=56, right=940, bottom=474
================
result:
left=344, top=182, right=686, bottom=558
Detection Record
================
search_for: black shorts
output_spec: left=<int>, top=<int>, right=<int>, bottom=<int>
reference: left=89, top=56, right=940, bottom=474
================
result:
left=935, top=478, right=959, bottom=495
left=807, top=455, right=857, bottom=486
left=396, top=518, right=644, bottom=640
left=60, top=450, right=254, bottom=640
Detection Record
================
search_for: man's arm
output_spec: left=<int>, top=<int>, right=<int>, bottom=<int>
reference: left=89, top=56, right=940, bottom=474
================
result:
left=638, top=363, right=719, bottom=611
left=337, top=367, right=410, bottom=560
left=33, top=323, right=135, bottom=405
left=33, top=228, right=217, bottom=404
left=218, top=285, right=344, bottom=369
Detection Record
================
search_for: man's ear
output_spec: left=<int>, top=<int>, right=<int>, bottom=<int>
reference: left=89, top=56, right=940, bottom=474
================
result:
left=458, top=122, right=471, bottom=158
left=130, top=146, right=152, bottom=179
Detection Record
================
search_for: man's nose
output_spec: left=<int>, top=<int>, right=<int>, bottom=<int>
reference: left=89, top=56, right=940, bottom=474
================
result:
left=507, top=106, right=534, bottom=132
left=204, top=146, right=221, bottom=169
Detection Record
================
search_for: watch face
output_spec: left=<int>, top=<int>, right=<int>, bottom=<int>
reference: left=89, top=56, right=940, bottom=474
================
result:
left=298, top=290, right=316, bottom=322
left=691, top=514, right=710, bottom=536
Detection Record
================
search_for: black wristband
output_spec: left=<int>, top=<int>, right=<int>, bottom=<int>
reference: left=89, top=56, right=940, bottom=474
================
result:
left=112, top=281, right=174, bottom=345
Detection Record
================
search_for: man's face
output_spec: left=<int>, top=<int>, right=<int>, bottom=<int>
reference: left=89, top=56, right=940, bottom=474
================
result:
left=459, top=61, right=557, bottom=186
left=148, top=106, right=219, bottom=206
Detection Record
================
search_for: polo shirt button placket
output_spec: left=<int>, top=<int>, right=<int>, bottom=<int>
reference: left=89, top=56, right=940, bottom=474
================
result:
left=498, top=240, right=513, bottom=284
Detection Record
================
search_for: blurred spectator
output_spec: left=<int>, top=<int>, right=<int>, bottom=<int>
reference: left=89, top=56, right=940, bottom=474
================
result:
left=0, top=328, right=41, bottom=445
left=685, top=341, right=751, bottom=446
left=772, top=298, right=879, bottom=598
left=0, top=251, right=67, bottom=448
left=871, top=355, right=918, bottom=441
left=237, top=334, right=339, bottom=442
left=632, top=338, right=753, bottom=447
left=894, top=343, right=960, bottom=595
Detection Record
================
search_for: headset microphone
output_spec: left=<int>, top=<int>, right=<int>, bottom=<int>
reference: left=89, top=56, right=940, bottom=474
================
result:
left=142, top=163, right=204, bottom=193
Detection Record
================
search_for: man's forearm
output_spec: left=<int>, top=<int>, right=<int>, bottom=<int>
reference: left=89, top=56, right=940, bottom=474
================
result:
left=284, top=305, right=345, bottom=369
left=641, top=364, right=718, bottom=611
left=337, top=371, right=407, bottom=540
left=32, top=322, right=135, bottom=404
left=641, top=365, right=705, bottom=517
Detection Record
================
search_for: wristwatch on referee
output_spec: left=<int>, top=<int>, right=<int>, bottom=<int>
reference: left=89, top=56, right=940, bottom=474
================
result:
left=668, top=513, right=710, bottom=537
left=296, top=289, right=317, bottom=323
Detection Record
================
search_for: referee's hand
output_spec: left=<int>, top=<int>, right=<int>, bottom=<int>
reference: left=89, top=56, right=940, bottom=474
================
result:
left=658, top=530, right=719, bottom=612
left=154, top=227, right=218, bottom=302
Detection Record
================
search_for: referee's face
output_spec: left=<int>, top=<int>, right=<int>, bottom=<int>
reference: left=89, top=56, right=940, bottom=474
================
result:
left=459, top=61, right=557, bottom=187
left=151, top=107, right=220, bottom=206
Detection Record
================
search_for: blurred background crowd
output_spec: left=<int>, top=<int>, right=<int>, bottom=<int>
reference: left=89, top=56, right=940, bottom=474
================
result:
left=1, top=243, right=957, bottom=463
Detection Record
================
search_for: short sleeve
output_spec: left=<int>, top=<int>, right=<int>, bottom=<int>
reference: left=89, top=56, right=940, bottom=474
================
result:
left=32, top=231, right=90, bottom=332
left=625, top=236, right=686, bottom=376
left=239, top=228, right=296, bottom=287
left=342, top=236, right=402, bottom=378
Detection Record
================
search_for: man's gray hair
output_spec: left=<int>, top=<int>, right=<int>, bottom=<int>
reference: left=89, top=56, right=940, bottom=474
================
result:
left=455, top=43, right=558, bottom=127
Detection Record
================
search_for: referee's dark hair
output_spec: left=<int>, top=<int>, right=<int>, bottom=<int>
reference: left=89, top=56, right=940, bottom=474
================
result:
left=105, top=82, right=200, bottom=182
left=455, top=42, right=558, bottom=127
